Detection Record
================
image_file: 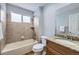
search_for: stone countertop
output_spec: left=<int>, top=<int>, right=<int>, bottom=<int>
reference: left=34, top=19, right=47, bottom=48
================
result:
left=47, top=36, right=79, bottom=52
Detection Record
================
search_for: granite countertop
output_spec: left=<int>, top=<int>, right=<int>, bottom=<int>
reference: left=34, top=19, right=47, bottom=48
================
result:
left=47, top=36, right=79, bottom=52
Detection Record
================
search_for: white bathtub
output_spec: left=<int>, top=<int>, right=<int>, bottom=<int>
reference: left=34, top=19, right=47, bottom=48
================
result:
left=1, top=39, right=38, bottom=55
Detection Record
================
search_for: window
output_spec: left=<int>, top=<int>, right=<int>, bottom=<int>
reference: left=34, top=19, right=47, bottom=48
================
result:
left=23, top=16, right=31, bottom=23
left=11, top=12, right=21, bottom=22
left=11, top=12, right=31, bottom=23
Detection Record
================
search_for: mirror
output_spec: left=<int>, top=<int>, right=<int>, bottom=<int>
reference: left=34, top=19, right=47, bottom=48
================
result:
left=55, top=12, right=69, bottom=34
left=69, top=13, right=79, bottom=35
left=55, top=3, right=79, bottom=36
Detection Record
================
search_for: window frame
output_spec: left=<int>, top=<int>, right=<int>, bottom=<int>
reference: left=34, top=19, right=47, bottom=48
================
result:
left=11, top=12, right=22, bottom=22
left=23, top=15, right=31, bottom=23
left=11, top=12, right=31, bottom=23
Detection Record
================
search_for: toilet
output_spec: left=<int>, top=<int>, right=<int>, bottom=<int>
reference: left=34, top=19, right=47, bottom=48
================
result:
left=32, top=36, right=48, bottom=55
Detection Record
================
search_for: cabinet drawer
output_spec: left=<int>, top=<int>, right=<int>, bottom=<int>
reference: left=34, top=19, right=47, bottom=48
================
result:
left=47, top=40, right=79, bottom=55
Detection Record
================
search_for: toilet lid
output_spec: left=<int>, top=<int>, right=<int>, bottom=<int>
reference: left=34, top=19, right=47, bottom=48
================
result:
left=33, top=43, right=44, bottom=49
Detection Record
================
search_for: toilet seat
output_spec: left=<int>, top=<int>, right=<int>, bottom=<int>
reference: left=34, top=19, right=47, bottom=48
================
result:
left=33, top=43, right=44, bottom=49
left=32, top=43, right=44, bottom=52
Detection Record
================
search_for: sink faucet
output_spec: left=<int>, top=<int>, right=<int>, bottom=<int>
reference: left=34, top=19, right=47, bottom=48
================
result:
left=64, top=33, right=72, bottom=41
left=69, top=32, right=73, bottom=41
left=64, top=34, right=68, bottom=39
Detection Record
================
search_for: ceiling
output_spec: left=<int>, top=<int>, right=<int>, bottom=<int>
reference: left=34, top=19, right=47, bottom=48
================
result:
left=10, top=3, right=48, bottom=12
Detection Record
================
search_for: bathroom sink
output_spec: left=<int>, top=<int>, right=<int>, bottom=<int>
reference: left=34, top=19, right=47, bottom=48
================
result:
left=55, top=39, right=77, bottom=46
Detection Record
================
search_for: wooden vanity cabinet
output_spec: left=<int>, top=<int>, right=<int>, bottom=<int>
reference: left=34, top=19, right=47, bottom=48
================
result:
left=46, top=40, right=79, bottom=55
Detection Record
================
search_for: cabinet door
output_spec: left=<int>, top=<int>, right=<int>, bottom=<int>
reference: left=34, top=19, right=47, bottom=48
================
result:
left=46, top=40, right=79, bottom=55
left=46, top=46, right=61, bottom=55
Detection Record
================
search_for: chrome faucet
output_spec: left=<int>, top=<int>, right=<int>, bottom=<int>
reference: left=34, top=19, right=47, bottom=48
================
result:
left=64, top=34, right=68, bottom=39
left=64, top=32, right=72, bottom=41
left=69, top=32, right=73, bottom=41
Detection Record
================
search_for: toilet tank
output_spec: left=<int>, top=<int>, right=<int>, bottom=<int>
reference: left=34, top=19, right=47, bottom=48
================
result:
left=41, top=36, right=48, bottom=46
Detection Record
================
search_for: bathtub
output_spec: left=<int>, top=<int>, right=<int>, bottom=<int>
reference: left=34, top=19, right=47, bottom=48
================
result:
left=1, top=39, right=38, bottom=55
